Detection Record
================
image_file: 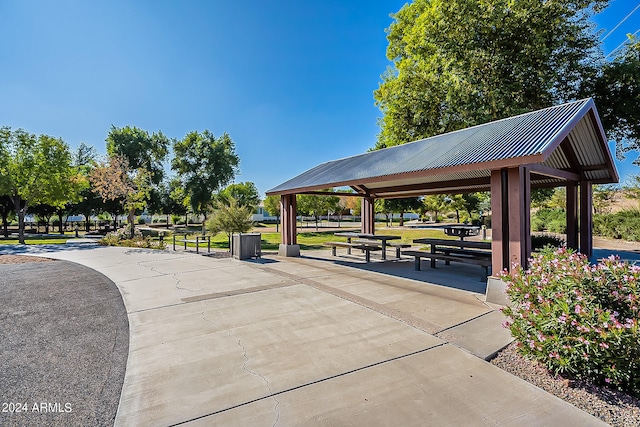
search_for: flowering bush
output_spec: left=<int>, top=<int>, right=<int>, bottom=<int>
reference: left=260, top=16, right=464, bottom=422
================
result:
left=501, top=247, right=640, bottom=397
left=100, top=228, right=165, bottom=249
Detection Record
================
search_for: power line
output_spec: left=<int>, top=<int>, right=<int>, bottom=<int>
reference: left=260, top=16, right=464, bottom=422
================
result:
left=601, top=3, right=640, bottom=41
left=605, top=28, right=640, bottom=58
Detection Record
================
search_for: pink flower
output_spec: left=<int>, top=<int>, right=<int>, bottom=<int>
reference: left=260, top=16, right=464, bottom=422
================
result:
left=599, top=342, right=609, bottom=349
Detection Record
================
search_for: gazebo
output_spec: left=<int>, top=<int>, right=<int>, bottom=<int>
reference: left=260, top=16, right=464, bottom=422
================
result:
left=266, top=98, right=618, bottom=289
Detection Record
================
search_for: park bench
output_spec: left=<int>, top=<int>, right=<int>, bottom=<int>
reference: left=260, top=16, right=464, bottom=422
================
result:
left=173, top=234, right=211, bottom=254
left=323, top=241, right=381, bottom=262
left=355, top=239, right=411, bottom=259
left=388, top=242, right=411, bottom=258
left=403, top=244, right=492, bottom=281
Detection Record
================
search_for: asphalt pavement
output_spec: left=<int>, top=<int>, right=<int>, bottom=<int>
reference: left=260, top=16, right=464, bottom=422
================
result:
left=0, top=258, right=128, bottom=427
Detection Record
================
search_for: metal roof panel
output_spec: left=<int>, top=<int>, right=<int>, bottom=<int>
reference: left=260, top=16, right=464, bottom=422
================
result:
left=267, top=99, right=617, bottom=195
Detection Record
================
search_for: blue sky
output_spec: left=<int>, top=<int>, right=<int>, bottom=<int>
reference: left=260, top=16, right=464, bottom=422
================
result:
left=1, top=0, right=639, bottom=197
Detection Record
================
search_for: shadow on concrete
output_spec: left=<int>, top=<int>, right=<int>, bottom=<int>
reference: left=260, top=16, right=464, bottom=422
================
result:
left=592, top=248, right=640, bottom=263
left=295, top=251, right=489, bottom=294
left=0, top=242, right=101, bottom=255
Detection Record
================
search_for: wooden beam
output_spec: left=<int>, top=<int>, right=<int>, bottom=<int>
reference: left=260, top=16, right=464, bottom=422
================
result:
left=527, top=163, right=580, bottom=182
left=560, top=137, right=582, bottom=174
left=351, top=185, right=370, bottom=196
left=364, top=177, right=491, bottom=196
left=298, top=190, right=362, bottom=197
left=588, top=109, right=619, bottom=183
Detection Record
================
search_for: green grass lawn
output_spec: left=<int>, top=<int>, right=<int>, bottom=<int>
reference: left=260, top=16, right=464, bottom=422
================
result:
left=0, top=226, right=454, bottom=250
left=0, top=235, right=70, bottom=245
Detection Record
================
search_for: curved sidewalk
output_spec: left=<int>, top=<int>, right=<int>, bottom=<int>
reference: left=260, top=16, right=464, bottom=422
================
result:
left=3, top=245, right=607, bottom=426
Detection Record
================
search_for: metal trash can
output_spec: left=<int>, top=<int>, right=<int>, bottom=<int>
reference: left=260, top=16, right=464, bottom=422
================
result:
left=231, top=233, right=262, bottom=260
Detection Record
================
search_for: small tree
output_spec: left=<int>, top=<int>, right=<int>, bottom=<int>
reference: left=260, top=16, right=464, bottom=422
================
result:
left=423, top=195, right=447, bottom=222
left=31, top=203, right=56, bottom=234
left=89, top=155, right=151, bottom=238
left=297, top=193, right=340, bottom=230
left=263, top=195, right=281, bottom=232
left=385, top=197, right=423, bottom=226
left=593, top=184, right=619, bottom=214
left=206, top=198, right=253, bottom=250
left=623, top=175, right=640, bottom=203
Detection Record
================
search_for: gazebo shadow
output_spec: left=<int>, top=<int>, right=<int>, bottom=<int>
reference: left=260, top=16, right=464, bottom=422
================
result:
left=298, top=250, right=489, bottom=294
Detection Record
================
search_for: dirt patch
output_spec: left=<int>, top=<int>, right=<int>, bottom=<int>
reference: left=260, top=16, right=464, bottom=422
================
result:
left=0, top=255, right=55, bottom=264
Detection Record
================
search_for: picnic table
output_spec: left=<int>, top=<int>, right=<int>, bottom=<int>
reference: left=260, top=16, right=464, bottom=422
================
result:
left=443, top=225, right=480, bottom=240
left=330, top=232, right=403, bottom=261
left=406, top=238, right=492, bottom=280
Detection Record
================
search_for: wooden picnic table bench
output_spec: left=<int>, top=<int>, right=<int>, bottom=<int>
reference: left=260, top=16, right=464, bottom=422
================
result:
left=173, top=234, right=211, bottom=254
left=334, top=232, right=401, bottom=260
left=323, top=241, right=382, bottom=262
left=406, top=238, right=492, bottom=280
left=353, top=239, right=412, bottom=258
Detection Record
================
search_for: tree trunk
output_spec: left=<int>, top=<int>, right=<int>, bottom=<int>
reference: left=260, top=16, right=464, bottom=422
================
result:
left=399, top=211, right=405, bottom=227
left=10, top=196, right=26, bottom=244
left=202, top=212, right=207, bottom=236
left=128, top=207, right=136, bottom=238
left=1, top=211, right=8, bottom=238
left=57, top=208, right=65, bottom=234
left=456, top=210, right=460, bottom=223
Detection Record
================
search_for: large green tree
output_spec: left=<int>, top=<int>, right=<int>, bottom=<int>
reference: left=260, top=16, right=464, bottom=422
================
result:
left=106, top=125, right=169, bottom=185
left=0, top=127, right=78, bottom=243
left=374, top=0, right=608, bottom=149
left=216, top=182, right=261, bottom=211
left=263, top=195, right=281, bottom=231
left=583, top=38, right=640, bottom=164
left=172, top=130, right=240, bottom=217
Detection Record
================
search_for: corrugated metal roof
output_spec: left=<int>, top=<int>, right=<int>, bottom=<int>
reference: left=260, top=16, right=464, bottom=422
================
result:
left=267, top=98, right=618, bottom=196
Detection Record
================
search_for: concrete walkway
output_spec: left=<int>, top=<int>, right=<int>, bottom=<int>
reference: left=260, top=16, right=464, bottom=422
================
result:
left=2, top=245, right=606, bottom=426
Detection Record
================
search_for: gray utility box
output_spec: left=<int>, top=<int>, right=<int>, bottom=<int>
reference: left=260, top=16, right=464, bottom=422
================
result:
left=231, top=233, right=262, bottom=260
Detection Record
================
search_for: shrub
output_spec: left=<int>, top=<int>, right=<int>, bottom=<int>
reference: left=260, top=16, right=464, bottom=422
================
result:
left=531, top=234, right=565, bottom=251
left=100, top=228, right=165, bottom=249
left=594, top=209, right=640, bottom=241
left=501, top=247, right=640, bottom=397
left=531, top=208, right=566, bottom=234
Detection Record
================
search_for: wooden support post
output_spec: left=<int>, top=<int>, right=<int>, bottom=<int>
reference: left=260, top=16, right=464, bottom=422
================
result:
left=490, top=169, right=507, bottom=275
left=279, top=194, right=300, bottom=256
left=566, top=183, right=578, bottom=250
left=507, top=166, right=530, bottom=270
left=580, top=181, right=593, bottom=258
left=361, top=197, right=375, bottom=234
